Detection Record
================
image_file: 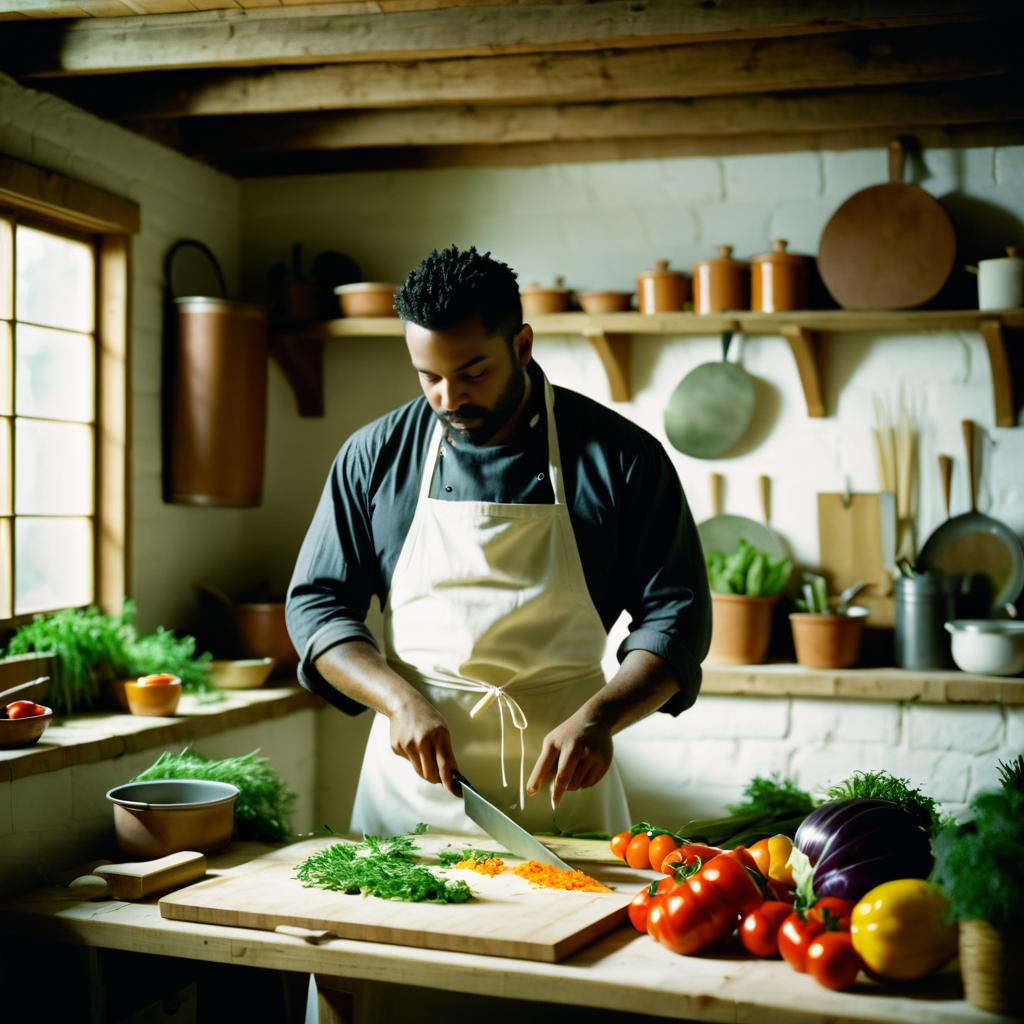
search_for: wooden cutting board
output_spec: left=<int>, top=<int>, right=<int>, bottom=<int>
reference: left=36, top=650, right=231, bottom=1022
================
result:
left=159, top=833, right=640, bottom=963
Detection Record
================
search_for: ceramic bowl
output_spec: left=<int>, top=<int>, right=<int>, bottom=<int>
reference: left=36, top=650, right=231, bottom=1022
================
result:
left=124, top=677, right=182, bottom=716
left=577, top=291, right=633, bottom=314
left=334, top=282, right=398, bottom=317
left=209, top=657, right=276, bottom=690
left=0, top=705, right=53, bottom=749
left=520, top=283, right=570, bottom=315
left=945, top=619, right=1024, bottom=676
left=107, top=779, right=239, bottom=858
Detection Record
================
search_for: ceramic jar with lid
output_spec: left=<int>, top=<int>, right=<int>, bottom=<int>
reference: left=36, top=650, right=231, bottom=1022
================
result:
left=636, top=259, right=689, bottom=314
left=977, top=245, right=1024, bottom=310
left=692, top=245, right=750, bottom=314
left=751, top=239, right=809, bottom=312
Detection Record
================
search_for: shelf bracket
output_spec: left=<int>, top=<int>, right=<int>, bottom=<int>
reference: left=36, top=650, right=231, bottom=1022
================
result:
left=270, top=333, right=324, bottom=417
left=781, top=324, right=825, bottom=418
left=978, top=318, right=1018, bottom=427
left=583, top=330, right=631, bottom=402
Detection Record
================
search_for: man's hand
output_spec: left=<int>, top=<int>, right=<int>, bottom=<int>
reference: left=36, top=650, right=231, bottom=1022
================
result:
left=526, top=713, right=613, bottom=808
left=388, top=696, right=461, bottom=797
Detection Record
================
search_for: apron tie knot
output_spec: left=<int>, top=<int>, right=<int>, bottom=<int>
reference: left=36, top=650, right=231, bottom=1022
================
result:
left=467, top=683, right=529, bottom=810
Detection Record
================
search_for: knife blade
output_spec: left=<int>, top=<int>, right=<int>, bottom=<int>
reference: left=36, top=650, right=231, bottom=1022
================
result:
left=453, top=771, right=573, bottom=872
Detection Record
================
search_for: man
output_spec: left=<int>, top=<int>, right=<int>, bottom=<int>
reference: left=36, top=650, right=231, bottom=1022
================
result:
left=286, top=245, right=710, bottom=838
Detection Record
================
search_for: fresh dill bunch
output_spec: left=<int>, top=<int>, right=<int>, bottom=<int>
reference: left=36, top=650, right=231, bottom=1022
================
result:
left=295, top=830, right=473, bottom=903
left=727, top=774, right=817, bottom=819
left=996, top=755, right=1024, bottom=796
left=133, top=747, right=296, bottom=840
left=825, top=769, right=942, bottom=835
left=437, top=846, right=504, bottom=867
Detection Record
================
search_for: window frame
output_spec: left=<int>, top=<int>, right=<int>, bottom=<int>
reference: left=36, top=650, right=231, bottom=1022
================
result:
left=0, top=157, right=138, bottom=629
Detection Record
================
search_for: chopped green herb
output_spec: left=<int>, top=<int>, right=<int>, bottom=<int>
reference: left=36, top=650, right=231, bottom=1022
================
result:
left=437, top=846, right=505, bottom=868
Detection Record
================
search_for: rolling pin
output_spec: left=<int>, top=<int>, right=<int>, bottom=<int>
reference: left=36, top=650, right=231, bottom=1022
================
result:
left=69, top=851, right=206, bottom=900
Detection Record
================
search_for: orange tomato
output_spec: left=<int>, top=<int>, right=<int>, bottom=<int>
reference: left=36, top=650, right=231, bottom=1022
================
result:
left=609, top=831, right=632, bottom=862
left=136, top=673, right=180, bottom=687
left=747, top=834, right=795, bottom=886
left=647, top=833, right=680, bottom=873
left=625, top=832, right=652, bottom=870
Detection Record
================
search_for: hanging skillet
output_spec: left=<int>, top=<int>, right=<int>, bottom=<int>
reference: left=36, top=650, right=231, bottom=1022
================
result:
left=664, top=331, right=754, bottom=459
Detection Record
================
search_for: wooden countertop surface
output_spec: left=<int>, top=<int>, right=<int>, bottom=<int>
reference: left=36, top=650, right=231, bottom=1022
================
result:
left=0, top=838, right=1013, bottom=1024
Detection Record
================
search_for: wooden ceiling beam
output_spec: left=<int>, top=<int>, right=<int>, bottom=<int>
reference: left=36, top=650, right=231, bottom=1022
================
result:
left=2, top=0, right=1013, bottom=77
left=175, top=79, right=1024, bottom=155
left=46, top=22, right=1015, bottom=118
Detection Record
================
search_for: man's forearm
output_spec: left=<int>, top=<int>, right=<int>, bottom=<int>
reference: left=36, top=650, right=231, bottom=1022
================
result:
left=314, top=640, right=426, bottom=717
left=582, top=649, right=683, bottom=734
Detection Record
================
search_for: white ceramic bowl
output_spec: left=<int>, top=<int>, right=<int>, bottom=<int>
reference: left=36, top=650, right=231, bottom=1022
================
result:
left=209, top=657, right=276, bottom=690
left=945, top=619, right=1024, bottom=676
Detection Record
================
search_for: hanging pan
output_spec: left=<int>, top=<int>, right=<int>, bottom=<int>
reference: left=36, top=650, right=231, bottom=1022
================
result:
left=664, top=331, right=754, bottom=459
left=697, top=473, right=788, bottom=559
left=917, top=421, right=1024, bottom=615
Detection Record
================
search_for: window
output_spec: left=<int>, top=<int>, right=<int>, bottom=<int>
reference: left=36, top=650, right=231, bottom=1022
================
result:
left=0, top=157, right=137, bottom=628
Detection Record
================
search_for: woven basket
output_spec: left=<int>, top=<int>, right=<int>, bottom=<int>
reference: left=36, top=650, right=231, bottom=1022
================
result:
left=959, top=920, right=1024, bottom=1015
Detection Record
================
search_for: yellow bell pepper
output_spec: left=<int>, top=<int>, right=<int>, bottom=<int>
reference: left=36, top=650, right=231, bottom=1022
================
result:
left=748, top=834, right=795, bottom=886
left=850, top=879, right=957, bottom=981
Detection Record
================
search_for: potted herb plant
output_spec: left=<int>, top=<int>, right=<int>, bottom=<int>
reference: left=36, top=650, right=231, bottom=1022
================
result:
left=930, top=757, right=1024, bottom=1015
left=705, top=539, right=791, bottom=664
left=3, top=601, right=213, bottom=715
left=789, top=573, right=869, bottom=669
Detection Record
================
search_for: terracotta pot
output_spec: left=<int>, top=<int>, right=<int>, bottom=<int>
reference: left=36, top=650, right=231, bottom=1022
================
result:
left=107, top=780, right=239, bottom=859
left=708, top=593, right=778, bottom=665
left=577, top=290, right=633, bottom=314
left=692, top=245, right=750, bottom=314
left=334, top=282, right=398, bottom=317
left=959, top=920, right=1024, bottom=1015
left=751, top=240, right=809, bottom=312
left=636, top=259, right=689, bottom=313
left=521, top=279, right=570, bottom=315
left=789, top=610, right=867, bottom=669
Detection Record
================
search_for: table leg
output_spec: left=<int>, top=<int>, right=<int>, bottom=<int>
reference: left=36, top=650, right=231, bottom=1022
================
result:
left=313, top=973, right=366, bottom=1024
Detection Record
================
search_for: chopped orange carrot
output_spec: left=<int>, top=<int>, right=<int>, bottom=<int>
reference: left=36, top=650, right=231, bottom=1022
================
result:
left=454, top=857, right=507, bottom=877
left=511, top=860, right=611, bottom=893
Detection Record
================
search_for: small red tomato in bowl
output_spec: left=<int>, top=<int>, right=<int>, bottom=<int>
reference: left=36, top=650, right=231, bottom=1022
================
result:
left=0, top=701, right=53, bottom=749
left=5, top=700, right=49, bottom=719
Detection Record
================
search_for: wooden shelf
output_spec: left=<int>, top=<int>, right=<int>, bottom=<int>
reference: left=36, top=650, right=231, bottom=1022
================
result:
left=274, top=309, right=1024, bottom=421
left=702, top=662, right=1024, bottom=705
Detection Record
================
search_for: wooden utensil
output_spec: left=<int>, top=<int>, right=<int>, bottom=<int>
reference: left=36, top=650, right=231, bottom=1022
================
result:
left=818, top=139, right=956, bottom=310
left=818, top=491, right=895, bottom=597
left=95, top=851, right=207, bottom=900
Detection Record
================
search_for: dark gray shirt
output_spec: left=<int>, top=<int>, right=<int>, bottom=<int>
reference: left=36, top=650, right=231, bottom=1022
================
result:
left=286, top=360, right=711, bottom=717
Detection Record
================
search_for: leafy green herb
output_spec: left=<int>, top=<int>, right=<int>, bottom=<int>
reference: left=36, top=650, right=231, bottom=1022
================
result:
left=825, top=769, right=944, bottom=836
left=676, top=774, right=817, bottom=847
left=436, top=846, right=504, bottom=868
left=133, top=747, right=296, bottom=841
left=996, top=755, right=1024, bottom=796
left=930, top=786, right=1024, bottom=929
left=3, top=599, right=214, bottom=714
left=296, top=828, right=473, bottom=903
left=705, top=539, right=791, bottom=598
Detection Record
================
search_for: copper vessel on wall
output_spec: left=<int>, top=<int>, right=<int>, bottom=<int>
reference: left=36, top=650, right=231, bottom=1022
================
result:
left=636, top=259, right=689, bottom=313
left=751, top=240, right=809, bottom=312
left=692, top=245, right=750, bottom=314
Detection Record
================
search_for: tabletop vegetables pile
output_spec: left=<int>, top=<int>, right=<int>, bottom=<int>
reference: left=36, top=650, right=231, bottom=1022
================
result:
left=609, top=768, right=994, bottom=994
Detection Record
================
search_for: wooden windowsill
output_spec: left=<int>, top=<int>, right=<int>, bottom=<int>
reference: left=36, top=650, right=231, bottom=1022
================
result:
left=0, top=685, right=322, bottom=783
left=702, top=663, right=1024, bottom=705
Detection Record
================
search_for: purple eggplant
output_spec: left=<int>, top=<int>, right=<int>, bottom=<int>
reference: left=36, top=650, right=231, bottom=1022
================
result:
left=791, top=798, right=933, bottom=903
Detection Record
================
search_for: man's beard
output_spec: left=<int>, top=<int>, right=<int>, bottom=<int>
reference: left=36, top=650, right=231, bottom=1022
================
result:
left=437, top=361, right=527, bottom=446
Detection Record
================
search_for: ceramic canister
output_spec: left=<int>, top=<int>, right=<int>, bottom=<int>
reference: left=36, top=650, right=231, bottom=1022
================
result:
left=636, top=259, right=689, bottom=313
left=692, top=245, right=750, bottom=314
left=977, top=245, right=1024, bottom=310
left=751, top=240, right=809, bottom=312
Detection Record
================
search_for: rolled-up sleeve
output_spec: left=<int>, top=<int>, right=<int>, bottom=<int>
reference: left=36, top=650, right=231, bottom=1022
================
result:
left=614, top=442, right=711, bottom=715
left=286, top=437, right=379, bottom=715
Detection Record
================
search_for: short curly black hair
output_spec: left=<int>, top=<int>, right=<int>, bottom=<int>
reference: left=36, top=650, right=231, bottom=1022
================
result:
left=394, top=244, right=522, bottom=343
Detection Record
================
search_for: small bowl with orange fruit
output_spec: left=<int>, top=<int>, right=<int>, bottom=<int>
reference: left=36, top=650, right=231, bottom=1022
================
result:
left=0, top=699, right=54, bottom=749
left=124, top=673, right=182, bottom=717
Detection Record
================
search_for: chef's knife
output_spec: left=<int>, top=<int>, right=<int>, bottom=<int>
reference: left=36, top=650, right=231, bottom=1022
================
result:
left=453, top=771, right=573, bottom=872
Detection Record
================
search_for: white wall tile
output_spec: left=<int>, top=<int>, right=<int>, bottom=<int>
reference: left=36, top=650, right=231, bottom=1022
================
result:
left=906, top=705, right=1005, bottom=753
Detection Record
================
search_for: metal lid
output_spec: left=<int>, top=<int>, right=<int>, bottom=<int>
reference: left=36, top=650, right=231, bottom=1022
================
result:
left=945, top=619, right=1024, bottom=635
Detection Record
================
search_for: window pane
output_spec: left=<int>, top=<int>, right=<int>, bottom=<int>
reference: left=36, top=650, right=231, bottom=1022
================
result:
left=0, top=218, right=11, bottom=321
left=16, top=226, right=94, bottom=333
left=15, top=419, right=93, bottom=515
left=0, top=321, right=10, bottom=416
left=14, top=516, right=92, bottom=615
left=0, top=517, right=10, bottom=619
left=0, top=416, right=9, bottom=515
left=15, top=324, right=94, bottom=422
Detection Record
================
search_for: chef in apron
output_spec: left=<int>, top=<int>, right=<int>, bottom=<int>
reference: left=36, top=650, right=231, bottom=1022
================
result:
left=287, top=245, right=710, bottom=840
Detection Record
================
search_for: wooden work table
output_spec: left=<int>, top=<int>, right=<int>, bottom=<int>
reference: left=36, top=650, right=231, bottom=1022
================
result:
left=0, top=839, right=1014, bottom=1024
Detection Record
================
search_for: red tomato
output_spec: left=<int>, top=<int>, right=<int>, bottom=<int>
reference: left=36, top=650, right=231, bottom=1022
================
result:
left=739, top=901, right=792, bottom=958
left=807, top=932, right=862, bottom=991
left=647, top=833, right=680, bottom=873
left=812, top=897, right=855, bottom=931
left=628, top=876, right=674, bottom=933
left=625, top=832, right=652, bottom=870
left=778, top=898, right=856, bottom=972
left=136, top=673, right=179, bottom=686
left=660, top=843, right=723, bottom=875
left=609, top=831, right=631, bottom=862
left=5, top=700, right=47, bottom=719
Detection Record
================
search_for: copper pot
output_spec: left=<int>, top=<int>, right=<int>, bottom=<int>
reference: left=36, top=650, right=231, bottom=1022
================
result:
left=752, top=240, right=809, bottom=312
left=692, top=245, right=750, bottom=314
left=636, top=259, right=689, bottom=313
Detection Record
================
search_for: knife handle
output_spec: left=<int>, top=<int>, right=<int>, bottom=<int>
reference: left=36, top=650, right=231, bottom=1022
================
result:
left=451, top=770, right=473, bottom=793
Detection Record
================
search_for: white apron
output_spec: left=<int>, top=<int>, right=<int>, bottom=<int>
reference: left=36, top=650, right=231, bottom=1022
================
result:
left=350, top=375, right=630, bottom=838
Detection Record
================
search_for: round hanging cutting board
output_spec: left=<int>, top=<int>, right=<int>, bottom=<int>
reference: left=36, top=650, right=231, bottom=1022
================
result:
left=818, top=139, right=956, bottom=310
